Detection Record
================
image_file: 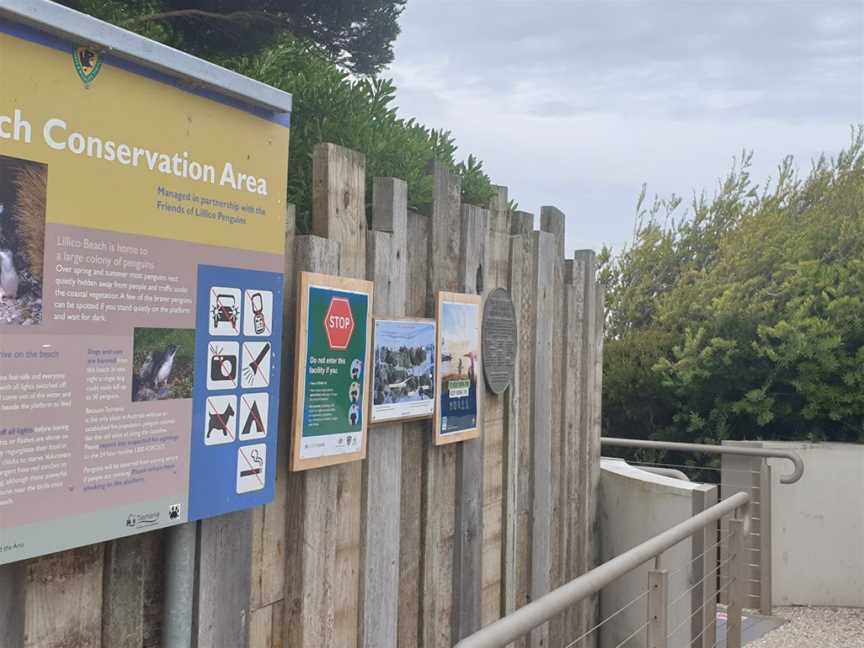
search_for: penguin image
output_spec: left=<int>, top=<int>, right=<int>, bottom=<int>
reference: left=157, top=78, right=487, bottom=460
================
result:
left=138, top=351, right=155, bottom=384
left=0, top=249, right=19, bottom=301
left=153, top=345, right=179, bottom=389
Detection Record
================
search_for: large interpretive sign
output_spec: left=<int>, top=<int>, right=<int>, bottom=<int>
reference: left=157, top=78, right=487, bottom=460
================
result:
left=0, top=6, right=292, bottom=563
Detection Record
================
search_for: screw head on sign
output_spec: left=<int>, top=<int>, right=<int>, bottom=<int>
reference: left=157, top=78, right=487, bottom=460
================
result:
left=324, top=297, right=355, bottom=350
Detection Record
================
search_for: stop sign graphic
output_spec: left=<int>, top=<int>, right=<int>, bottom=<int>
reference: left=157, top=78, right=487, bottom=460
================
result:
left=324, top=297, right=355, bottom=350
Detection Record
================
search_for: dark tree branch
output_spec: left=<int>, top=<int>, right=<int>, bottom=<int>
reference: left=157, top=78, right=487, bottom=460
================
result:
left=122, top=9, right=271, bottom=27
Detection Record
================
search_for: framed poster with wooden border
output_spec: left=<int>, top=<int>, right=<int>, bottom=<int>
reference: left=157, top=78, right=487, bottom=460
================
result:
left=291, top=271, right=374, bottom=471
left=369, top=317, right=437, bottom=425
left=434, top=291, right=482, bottom=445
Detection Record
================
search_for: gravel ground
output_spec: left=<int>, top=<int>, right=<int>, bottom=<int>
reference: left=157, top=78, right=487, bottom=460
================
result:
left=747, top=606, right=864, bottom=648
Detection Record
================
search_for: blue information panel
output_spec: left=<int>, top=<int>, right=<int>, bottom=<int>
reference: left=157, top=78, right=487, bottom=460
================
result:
left=189, top=265, right=284, bottom=520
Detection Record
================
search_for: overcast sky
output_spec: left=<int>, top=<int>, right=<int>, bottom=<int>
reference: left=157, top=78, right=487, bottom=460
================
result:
left=386, top=1, right=864, bottom=253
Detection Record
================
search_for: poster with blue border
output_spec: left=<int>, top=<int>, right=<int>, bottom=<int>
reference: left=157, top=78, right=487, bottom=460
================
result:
left=188, top=265, right=284, bottom=520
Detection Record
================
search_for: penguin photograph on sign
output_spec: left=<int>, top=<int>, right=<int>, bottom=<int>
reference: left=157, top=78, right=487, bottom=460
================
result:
left=0, top=155, right=46, bottom=326
left=132, top=327, right=195, bottom=401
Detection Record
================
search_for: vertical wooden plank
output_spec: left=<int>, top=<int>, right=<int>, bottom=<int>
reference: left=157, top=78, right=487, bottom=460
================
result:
left=540, top=206, right=566, bottom=646
left=399, top=209, right=429, bottom=648
left=195, top=511, right=253, bottom=648
left=421, top=160, right=461, bottom=648
left=0, top=562, right=25, bottom=648
left=102, top=532, right=162, bottom=647
left=312, top=143, right=367, bottom=648
left=25, top=545, right=104, bottom=648
left=529, top=231, right=555, bottom=648
left=573, top=249, right=597, bottom=646
left=453, top=204, right=488, bottom=640
left=248, top=605, right=273, bottom=648
left=359, top=178, right=407, bottom=648
left=480, top=187, right=510, bottom=626
left=312, top=143, right=368, bottom=279
left=586, top=280, right=604, bottom=646
left=141, top=531, right=164, bottom=648
left=251, top=205, right=296, bottom=618
left=196, top=208, right=297, bottom=648
left=562, top=256, right=586, bottom=642
left=506, top=218, right=535, bottom=647
left=283, top=235, right=341, bottom=648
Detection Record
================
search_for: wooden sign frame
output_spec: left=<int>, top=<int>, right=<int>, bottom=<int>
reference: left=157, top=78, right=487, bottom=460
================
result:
left=434, top=291, right=482, bottom=445
left=369, top=316, right=437, bottom=425
left=291, top=271, right=374, bottom=471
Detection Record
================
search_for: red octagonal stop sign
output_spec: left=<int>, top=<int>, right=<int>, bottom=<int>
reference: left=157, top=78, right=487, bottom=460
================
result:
left=324, top=297, right=355, bottom=350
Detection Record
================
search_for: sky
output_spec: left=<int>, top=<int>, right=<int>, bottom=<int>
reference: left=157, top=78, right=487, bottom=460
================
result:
left=386, top=1, right=864, bottom=254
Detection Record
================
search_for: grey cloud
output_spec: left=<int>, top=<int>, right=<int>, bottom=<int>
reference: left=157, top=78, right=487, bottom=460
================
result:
left=387, top=1, right=863, bottom=253
left=391, top=1, right=863, bottom=121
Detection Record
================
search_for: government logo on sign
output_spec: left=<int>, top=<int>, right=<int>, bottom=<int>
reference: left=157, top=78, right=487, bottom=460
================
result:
left=73, top=46, right=103, bottom=85
left=324, top=297, right=354, bottom=350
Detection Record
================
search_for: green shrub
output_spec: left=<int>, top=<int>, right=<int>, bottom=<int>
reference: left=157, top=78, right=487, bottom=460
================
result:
left=602, top=127, right=864, bottom=444
left=228, top=39, right=496, bottom=231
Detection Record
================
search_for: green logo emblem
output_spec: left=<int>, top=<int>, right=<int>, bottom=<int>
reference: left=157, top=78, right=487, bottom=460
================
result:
left=73, top=47, right=103, bottom=85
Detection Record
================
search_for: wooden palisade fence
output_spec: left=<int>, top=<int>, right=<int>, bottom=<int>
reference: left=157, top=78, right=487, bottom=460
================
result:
left=0, top=143, right=604, bottom=648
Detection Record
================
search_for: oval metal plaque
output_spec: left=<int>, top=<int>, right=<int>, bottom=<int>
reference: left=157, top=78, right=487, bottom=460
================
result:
left=482, top=288, right=517, bottom=395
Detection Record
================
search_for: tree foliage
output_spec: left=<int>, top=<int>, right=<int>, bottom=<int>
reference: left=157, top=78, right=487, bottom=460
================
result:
left=227, top=38, right=496, bottom=230
left=61, top=0, right=405, bottom=74
left=64, top=3, right=498, bottom=230
left=601, top=128, right=864, bottom=445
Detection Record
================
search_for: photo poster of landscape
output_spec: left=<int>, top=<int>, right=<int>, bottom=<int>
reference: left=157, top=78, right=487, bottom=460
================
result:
left=370, top=318, right=436, bottom=424
left=434, top=292, right=482, bottom=445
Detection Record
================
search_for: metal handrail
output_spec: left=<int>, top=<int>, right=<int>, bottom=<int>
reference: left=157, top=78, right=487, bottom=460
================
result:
left=601, top=437, right=805, bottom=484
left=454, top=491, right=751, bottom=648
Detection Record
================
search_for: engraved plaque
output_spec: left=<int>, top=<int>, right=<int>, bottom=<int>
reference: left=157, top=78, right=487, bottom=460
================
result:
left=482, top=288, right=517, bottom=394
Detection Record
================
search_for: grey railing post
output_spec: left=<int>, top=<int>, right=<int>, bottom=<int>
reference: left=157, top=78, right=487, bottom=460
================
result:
left=726, top=518, right=745, bottom=648
left=759, top=461, right=773, bottom=615
left=162, top=522, right=197, bottom=648
left=647, top=569, right=668, bottom=648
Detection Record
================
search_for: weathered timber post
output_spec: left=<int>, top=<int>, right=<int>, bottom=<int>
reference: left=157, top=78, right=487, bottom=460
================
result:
left=398, top=208, right=430, bottom=647
left=453, top=204, right=488, bottom=640
left=0, top=561, right=24, bottom=647
left=562, top=255, right=587, bottom=642
left=284, top=235, right=341, bottom=647
left=506, top=211, right=535, bottom=648
left=313, top=142, right=368, bottom=648
left=359, top=177, right=408, bottom=648
left=540, top=206, right=566, bottom=647
left=248, top=204, right=296, bottom=646
left=574, top=248, right=599, bottom=647
left=529, top=230, right=555, bottom=648
left=420, top=160, right=462, bottom=647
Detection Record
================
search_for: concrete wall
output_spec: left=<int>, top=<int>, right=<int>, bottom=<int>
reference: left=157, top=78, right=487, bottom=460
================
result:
left=599, top=459, right=718, bottom=648
left=726, top=441, right=864, bottom=608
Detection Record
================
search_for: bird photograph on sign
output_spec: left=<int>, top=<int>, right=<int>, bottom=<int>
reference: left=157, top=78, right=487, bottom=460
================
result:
left=131, top=327, right=195, bottom=401
left=0, top=154, right=46, bottom=326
